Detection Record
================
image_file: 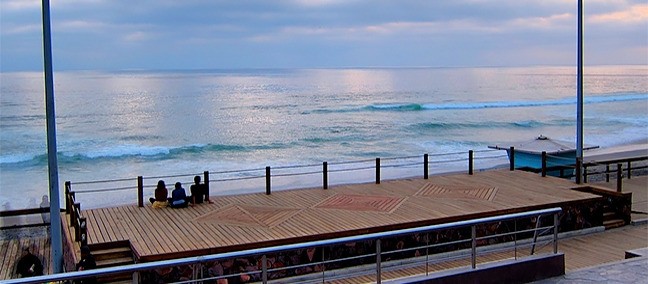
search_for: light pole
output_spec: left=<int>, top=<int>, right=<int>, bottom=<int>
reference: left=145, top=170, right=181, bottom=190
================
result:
left=576, top=0, right=584, bottom=160
left=41, top=0, right=63, bottom=273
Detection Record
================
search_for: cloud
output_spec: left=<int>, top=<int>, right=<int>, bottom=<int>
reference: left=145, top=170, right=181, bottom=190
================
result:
left=290, top=0, right=351, bottom=7
left=590, top=4, right=648, bottom=24
left=1, top=0, right=646, bottom=70
left=2, top=24, right=41, bottom=35
left=56, top=20, right=107, bottom=32
left=0, top=0, right=40, bottom=11
left=123, top=31, right=151, bottom=42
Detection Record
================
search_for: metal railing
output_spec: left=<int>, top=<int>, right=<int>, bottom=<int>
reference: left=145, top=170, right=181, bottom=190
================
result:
left=3, top=207, right=561, bottom=284
left=59, top=150, right=508, bottom=245
left=64, top=150, right=506, bottom=205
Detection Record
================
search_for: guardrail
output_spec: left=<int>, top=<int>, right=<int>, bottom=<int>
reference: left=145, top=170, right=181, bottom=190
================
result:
left=58, top=150, right=508, bottom=249
left=64, top=182, right=87, bottom=247
left=0, top=207, right=61, bottom=229
left=582, top=156, right=648, bottom=185
left=65, top=150, right=507, bottom=207
left=2, top=207, right=562, bottom=284
left=511, top=149, right=647, bottom=191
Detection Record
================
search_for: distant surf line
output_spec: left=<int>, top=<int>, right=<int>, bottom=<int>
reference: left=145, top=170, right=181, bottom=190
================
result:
left=307, top=93, right=647, bottom=114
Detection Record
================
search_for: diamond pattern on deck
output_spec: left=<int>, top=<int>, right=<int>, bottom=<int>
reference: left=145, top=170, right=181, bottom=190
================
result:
left=314, top=194, right=406, bottom=213
left=416, top=183, right=498, bottom=201
left=193, top=204, right=301, bottom=228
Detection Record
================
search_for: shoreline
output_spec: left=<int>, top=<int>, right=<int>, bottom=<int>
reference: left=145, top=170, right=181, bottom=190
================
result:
left=585, top=140, right=648, bottom=157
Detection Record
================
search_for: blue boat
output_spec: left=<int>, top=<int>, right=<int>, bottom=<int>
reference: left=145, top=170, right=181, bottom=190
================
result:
left=489, top=135, right=599, bottom=176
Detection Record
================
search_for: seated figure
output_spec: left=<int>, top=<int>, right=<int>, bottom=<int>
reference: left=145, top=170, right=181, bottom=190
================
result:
left=149, top=180, right=169, bottom=208
left=170, top=182, right=191, bottom=208
left=16, top=246, right=43, bottom=278
left=190, top=176, right=213, bottom=204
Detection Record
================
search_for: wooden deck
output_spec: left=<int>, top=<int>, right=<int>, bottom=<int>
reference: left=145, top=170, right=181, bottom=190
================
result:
left=0, top=230, right=52, bottom=280
left=66, top=170, right=602, bottom=262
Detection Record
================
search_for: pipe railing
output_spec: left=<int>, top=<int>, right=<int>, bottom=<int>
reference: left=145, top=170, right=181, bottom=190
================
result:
left=582, top=157, right=648, bottom=184
left=64, top=181, right=87, bottom=247
left=66, top=150, right=507, bottom=206
left=60, top=150, right=508, bottom=240
left=3, top=207, right=562, bottom=284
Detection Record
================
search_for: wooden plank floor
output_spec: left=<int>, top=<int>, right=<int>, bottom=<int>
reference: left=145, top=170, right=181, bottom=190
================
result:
left=63, top=170, right=601, bottom=262
left=0, top=232, right=52, bottom=280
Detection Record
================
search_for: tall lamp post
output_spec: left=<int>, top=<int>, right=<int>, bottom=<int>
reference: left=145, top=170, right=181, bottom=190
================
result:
left=576, top=0, right=584, bottom=160
left=41, top=0, right=63, bottom=273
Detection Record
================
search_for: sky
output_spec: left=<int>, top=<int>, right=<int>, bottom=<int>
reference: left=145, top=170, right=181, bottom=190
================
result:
left=0, top=0, right=646, bottom=71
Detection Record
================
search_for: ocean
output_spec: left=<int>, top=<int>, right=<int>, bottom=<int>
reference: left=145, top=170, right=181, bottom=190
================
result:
left=1, top=66, right=647, bottom=210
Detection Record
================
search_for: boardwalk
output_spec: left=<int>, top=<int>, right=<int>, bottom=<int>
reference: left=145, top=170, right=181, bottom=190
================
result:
left=2, top=172, right=647, bottom=282
left=0, top=229, right=51, bottom=280
left=67, top=170, right=600, bottom=261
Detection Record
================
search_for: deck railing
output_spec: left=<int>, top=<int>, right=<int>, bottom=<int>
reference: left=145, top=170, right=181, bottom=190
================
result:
left=59, top=150, right=508, bottom=246
left=64, top=182, right=87, bottom=247
left=582, top=156, right=648, bottom=185
left=513, top=149, right=647, bottom=191
left=65, top=150, right=507, bottom=208
left=3, top=207, right=562, bottom=284
left=0, top=207, right=58, bottom=229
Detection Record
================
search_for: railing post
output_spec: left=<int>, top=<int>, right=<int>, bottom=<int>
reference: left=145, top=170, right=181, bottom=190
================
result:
left=575, top=158, right=582, bottom=184
left=471, top=225, right=477, bottom=269
left=204, top=171, right=210, bottom=202
left=80, top=217, right=87, bottom=247
left=69, top=194, right=76, bottom=224
left=541, top=151, right=547, bottom=177
left=509, top=147, right=515, bottom=171
left=323, top=162, right=328, bottom=189
left=376, top=158, right=381, bottom=184
left=376, top=239, right=382, bottom=284
left=65, top=181, right=71, bottom=214
left=553, top=213, right=559, bottom=254
left=468, top=150, right=474, bottom=175
left=424, top=154, right=429, bottom=179
left=583, top=164, right=588, bottom=183
left=616, top=163, right=623, bottom=193
left=74, top=203, right=81, bottom=241
left=262, top=254, right=268, bottom=284
left=132, top=271, right=139, bottom=284
left=627, top=161, right=632, bottom=179
left=606, top=164, right=610, bottom=182
left=137, top=176, right=143, bottom=207
left=265, top=166, right=271, bottom=195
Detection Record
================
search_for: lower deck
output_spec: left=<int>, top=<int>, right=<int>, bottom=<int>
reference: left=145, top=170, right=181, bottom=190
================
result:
left=68, top=170, right=602, bottom=262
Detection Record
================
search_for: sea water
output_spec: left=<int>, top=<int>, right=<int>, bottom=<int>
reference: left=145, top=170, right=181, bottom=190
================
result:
left=1, top=66, right=647, bottom=210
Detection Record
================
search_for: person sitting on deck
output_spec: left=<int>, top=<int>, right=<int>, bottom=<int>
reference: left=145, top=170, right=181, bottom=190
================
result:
left=16, top=246, right=44, bottom=278
left=190, top=175, right=213, bottom=204
left=170, top=182, right=191, bottom=208
left=149, top=180, right=169, bottom=208
left=76, top=245, right=97, bottom=284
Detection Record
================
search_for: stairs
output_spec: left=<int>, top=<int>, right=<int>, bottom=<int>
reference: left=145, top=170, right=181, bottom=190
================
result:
left=89, top=241, right=134, bottom=283
left=602, top=205, right=625, bottom=230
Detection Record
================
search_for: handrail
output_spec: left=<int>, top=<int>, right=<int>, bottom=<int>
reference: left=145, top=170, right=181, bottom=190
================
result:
left=64, top=182, right=87, bottom=246
left=581, top=156, right=648, bottom=183
left=3, top=207, right=561, bottom=284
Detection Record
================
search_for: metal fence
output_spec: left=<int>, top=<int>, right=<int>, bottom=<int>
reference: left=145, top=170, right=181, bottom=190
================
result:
left=3, top=207, right=561, bottom=284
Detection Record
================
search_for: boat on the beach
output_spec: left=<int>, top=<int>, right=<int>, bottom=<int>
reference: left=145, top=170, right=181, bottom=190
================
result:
left=489, top=135, right=599, bottom=176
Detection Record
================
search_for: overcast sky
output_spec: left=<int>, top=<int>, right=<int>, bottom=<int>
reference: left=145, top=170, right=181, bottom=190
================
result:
left=1, top=0, right=646, bottom=71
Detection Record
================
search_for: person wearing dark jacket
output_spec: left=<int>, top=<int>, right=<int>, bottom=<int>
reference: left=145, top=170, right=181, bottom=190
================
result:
left=16, top=246, right=43, bottom=278
left=170, top=182, right=191, bottom=208
left=76, top=245, right=97, bottom=284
